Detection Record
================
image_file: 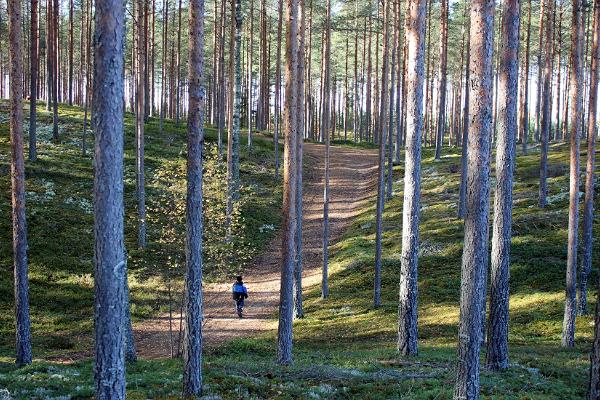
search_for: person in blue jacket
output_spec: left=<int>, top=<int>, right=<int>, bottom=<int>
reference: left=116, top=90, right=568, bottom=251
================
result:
left=232, top=275, right=248, bottom=318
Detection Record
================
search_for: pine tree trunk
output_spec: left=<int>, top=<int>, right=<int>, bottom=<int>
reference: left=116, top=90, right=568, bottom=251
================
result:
left=454, top=1, right=494, bottom=397
left=29, top=0, right=38, bottom=162
left=8, top=0, right=33, bottom=368
left=51, top=0, right=58, bottom=140
left=183, top=0, right=205, bottom=395
left=68, top=0, right=73, bottom=105
left=397, top=0, right=426, bottom=356
left=562, top=0, right=584, bottom=349
left=435, top=0, right=449, bottom=160
left=321, top=0, right=332, bottom=299
left=175, top=0, right=182, bottom=125
left=394, top=0, right=403, bottom=161
left=374, top=0, right=391, bottom=308
left=294, top=0, right=305, bottom=319
left=365, top=11, right=372, bottom=142
left=247, top=0, right=254, bottom=146
left=457, top=21, right=471, bottom=220
left=277, top=0, right=299, bottom=365
left=385, top=0, right=396, bottom=201
left=136, top=0, right=147, bottom=249
left=520, top=0, right=531, bottom=154
left=486, top=0, right=519, bottom=372
left=579, top=0, right=599, bottom=317
left=92, top=1, right=127, bottom=397
left=538, top=0, right=554, bottom=208
left=274, top=0, right=283, bottom=177
left=534, top=0, right=546, bottom=143
left=217, top=0, right=226, bottom=157
left=159, top=0, right=169, bottom=133
left=226, top=0, right=243, bottom=227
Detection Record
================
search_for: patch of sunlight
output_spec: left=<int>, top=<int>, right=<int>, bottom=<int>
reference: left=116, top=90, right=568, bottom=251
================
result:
left=421, top=305, right=459, bottom=326
left=509, top=291, right=563, bottom=311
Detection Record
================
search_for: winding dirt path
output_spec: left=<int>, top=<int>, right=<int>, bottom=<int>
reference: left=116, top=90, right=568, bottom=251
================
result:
left=134, top=143, right=378, bottom=358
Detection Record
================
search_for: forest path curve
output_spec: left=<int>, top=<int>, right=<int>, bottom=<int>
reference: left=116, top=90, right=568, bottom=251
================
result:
left=134, top=142, right=379, bottom=359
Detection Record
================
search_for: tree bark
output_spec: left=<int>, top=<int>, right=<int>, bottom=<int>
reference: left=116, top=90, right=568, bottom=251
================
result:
left=136, top=0, right=147, bottom=249
left=92, top=0, right=127, bottom=397
left=294, top=0, right=305, bottom=319
left=68, top=0, right=73, bottom=105
left=538, top=0, right=554, bottom=208
left=183, top=0, right=205, bottom=396
left=458, top=20, right=471, bottom=220
left=562, top=0, right=584, bottom=349
left=29, top=0, right=38, bottom=162
left=8, top=0, right=33, bottom=368
left=486, top=0, right=519, bottom=372
left=321, top=0, right=332, bottom=299
left=454, top=0, right=494, bottom=398
left=397, top=0, right=426, bottom=356
left=534, top=0, right=546, bottom=143
left=579, top=0, right=599, bottom=317
left=374, top=0, right=391, bottom=308
left=519, top=0, right=532, bottom=154
left=226, top=0, right=243, bottom=228
left=434, top=0, right=449, bottom=160
left=277, top=0, right=299, bottom=365
left=274, top=0, right=283, bottom=177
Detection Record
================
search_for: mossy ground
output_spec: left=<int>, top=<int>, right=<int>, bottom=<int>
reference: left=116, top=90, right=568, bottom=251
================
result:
left=0, top=103, right=598, bottom=399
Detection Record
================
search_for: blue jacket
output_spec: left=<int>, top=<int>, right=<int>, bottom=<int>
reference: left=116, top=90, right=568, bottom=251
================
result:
left=232, top=282, right=248, bottom=300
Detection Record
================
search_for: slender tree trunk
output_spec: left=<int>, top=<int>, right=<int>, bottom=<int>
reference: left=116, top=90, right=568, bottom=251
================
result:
left=277, top=0, right=299, bottom=365
left=51, top=0, right=58, bottom=140
left=294, top=0, right=305, bottom=319
left=394, top=0, right=403, bottom=161
left=458, top=20, right=471, bottom=219
left=321, top=0, right=332, bottom=299
left=539, top=0, right=554, bottom=208
left=92, top=0, right=127, bottom=397
left=159, top=0, right=169, bottom=133
left=486, top=0, right=519, bottom=372
left=553, top=1, right=563, bottom=141
left=183, top=0, right=205, bottom=395
left=579, top=0, right=599, bottom=317
left=534, top=0, right=546, bottom=143
left=365, top=10, right=372, bottom=142
left=46, top=0, right=51, bottom=111
left=397, top=0, right=426, bottom=356
left=68, top=0, right=73, bottom=105
left=435, top=0, right=449, bottom=160
left=29, top=0, right=38, bottom=162
left=175, top=0, right=182, bottom=125
left=247, top=0, right=254, bottom=147
left=374, top=0, right=391, bottom=308
left=226, top=0, right=243, bottom=227
left=520, top=0, right=532, bottom=154
left=136, top=0, right=147, bottom=249
left=385, top=0, right=397, bottom=201
left=217, top=0, right=226, bottom=157
left=274, top=0, right=283, bottom=177
left=454, top=1, right=494, bottom=397
left=8, top=0, right=33, bottom=368
left=562, top=0, right=584, bottom=349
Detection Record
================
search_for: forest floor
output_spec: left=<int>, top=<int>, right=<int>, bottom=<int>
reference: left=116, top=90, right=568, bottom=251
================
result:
left=134, top=142, right=379, bottom=358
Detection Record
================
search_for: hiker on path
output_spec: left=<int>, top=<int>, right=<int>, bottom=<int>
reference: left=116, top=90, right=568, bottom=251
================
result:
left=232, top=275, right=248, bottom=318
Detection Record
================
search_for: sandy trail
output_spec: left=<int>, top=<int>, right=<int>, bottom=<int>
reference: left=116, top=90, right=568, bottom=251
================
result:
left=134, top=143, right=378, bottom=358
